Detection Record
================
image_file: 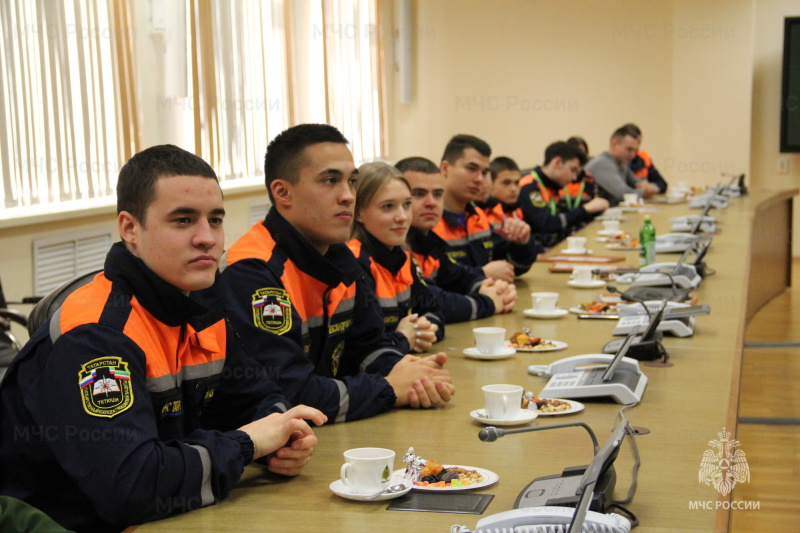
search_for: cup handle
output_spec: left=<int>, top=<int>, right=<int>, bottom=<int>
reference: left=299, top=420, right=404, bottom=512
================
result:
left=340, top=462, right=351, bottom=486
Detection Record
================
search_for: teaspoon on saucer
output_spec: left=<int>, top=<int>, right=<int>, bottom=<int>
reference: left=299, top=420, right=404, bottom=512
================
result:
left=363, top=483, right=407, bottom=500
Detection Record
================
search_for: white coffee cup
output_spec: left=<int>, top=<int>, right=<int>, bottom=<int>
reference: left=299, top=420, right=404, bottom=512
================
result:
left=566, top=236, right=587, bottom=252
left=473, top=327, right=507, bottom=354
left=482, top=384, right=524, bottom=420
left=602, top=219, right=621, bottom=233
left=623, top=193, right=639, bottom=206
left=340, top=448, right=396, bottom=493
left=571, top=265, right=594, bottom=283
left=605, top=207, right=623, bottom=219
left=531, top=292, right=559, bottom=312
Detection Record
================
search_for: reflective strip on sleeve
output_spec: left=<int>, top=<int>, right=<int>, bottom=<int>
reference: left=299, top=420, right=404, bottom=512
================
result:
left=335, top=379, right=349, bottom=424
left=187, top=444, right=215, bottom=507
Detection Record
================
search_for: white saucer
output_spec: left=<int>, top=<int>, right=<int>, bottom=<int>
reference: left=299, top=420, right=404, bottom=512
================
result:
left=560, top=248, right=592, bottom=255
left=330, top=478, right=412, bottom=501
left=463, top=347, right=516, bottom=360
left=567, top=279, right=607, bottom=289
left=597, top=229, right=624, bottom=236
left=523, top=308, right=568, bottom=319
left=470, top=408, right=538, bottom=426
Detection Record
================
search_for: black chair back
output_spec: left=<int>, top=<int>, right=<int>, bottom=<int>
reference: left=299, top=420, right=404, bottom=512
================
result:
left=27, top=270, right=102, bottom=336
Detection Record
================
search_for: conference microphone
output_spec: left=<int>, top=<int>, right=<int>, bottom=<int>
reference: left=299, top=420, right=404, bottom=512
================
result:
left=591, top=268, right=640, bottom=276
left=606, top=284, right=653, bottom=321
left=479, top=421, right=600, bottom=453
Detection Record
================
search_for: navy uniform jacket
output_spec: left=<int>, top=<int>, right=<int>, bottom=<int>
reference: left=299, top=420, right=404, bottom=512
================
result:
left=518, top=167, right=595, bottom=248
left=216, top=208, right=401, bottom=424
left=406, top=227, right=496, bottom=323
left=347, top=233, right=444, bottom=345
left=0, top=243, right=290, bottom=532
left=432, top=202, right=540, bottom=276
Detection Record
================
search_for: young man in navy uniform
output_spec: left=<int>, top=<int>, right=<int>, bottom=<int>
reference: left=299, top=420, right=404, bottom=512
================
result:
left=216, top=124, right=454, bottom=424
left=0, top=145, right=326, bottom=532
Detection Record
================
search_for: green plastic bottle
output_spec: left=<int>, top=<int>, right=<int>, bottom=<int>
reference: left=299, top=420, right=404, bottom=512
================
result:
left=639, top=215, right=656, bottom=266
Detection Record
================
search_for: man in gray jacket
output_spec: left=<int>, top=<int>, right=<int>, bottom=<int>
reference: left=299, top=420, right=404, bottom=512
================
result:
left=585, top=125, right=659, bottom=205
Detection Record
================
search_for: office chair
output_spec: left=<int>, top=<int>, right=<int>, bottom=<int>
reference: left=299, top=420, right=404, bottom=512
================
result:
left=0, top=278, right=30, bottom=381
left=27, top=270, right=102, bottom=337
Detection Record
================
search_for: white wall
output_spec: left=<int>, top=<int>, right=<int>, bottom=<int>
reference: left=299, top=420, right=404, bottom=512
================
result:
left=385, top=0, right=753, bottom=189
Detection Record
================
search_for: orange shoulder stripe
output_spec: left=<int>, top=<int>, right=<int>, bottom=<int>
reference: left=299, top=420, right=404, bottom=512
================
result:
left=226, top=223, right=275, bottom=266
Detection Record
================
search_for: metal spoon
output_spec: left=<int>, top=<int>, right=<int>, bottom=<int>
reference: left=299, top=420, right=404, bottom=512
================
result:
left=363, top=483, right=407, bottom=500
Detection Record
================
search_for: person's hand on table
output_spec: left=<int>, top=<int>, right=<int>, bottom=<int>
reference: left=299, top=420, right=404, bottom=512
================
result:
left=478, top=278, right=517, bottom=313
left=396, top=313, right=438, bottom=353
left=386, top=352, right=454, bottom=408
left=482, top=260, right=515, bottom=283
left=239, top=405, right=327, bottom=476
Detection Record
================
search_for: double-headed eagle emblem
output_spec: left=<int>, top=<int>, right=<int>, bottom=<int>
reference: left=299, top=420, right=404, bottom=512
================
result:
left=699, top=427, right=750, bottom=496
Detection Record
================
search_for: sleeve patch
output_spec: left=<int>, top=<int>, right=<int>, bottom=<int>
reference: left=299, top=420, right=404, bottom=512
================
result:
left=78, top=356, right=134, bottom=418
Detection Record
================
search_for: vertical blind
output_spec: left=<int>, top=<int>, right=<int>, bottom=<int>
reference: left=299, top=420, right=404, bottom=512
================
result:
left=191, top=0, right=386, bottom=179
left=1, top=0, right=386, bottom=214
left=0, top=0, right=139, bottom=211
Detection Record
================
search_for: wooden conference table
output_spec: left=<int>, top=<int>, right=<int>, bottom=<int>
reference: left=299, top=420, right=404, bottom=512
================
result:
left=135, top=189, right=795, bottom=533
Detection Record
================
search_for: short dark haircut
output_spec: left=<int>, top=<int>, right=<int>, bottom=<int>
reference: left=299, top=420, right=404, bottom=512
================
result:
left=611, top=124, right=641, bottom=142
left=543, top=141, right=588, bottom=167
left=117, top=144, right=218, bottom=224
left=489, top=156, right=520, bottom=180
left=264, top=123, right=349, bottom=203
left=621, top=123, right=642, bottom=138
left=566, top=136, right=589, bottom=156
left=395, top=156, right=440, bottom=174
left=441, top=134, right=491, bottom=164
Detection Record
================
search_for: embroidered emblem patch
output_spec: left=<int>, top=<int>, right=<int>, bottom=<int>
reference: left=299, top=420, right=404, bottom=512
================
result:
left=529, top=191, right=546, bottom=208
left=252, top=287, right=292, bottom=335
left=331, top=340, right=345, bottom=376
left=78, top=356, right=134, bottom=418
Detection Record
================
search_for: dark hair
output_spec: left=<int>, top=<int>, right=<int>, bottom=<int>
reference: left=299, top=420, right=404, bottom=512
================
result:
left=543, top=141, right=587, bottom=166
left=441, top=134, right=491, bottom=164
left=621, top=123, right=642, bottom=138
left=352, top=162, right=410, bottom=242
left=566, top=136, right=589, bottom=156
left=489, top=156, right=520, bottom=180
left=395, top=156, right=440, bottom=174
left=611, top=124, right=641, bottom=142
left=117, top=144, right=218, bottom=224
left=264, top=123, right=349, bottom=203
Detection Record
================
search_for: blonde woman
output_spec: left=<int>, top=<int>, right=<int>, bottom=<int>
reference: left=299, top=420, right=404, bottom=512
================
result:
left=348, top=162, right=444, bottom=353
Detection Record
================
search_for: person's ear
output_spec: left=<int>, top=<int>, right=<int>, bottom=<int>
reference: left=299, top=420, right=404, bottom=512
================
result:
left=440, top=160, right=450, bottom=178
left=271, top=180, right=291, bottom=208
left=118, top=211, right=138, bottom=243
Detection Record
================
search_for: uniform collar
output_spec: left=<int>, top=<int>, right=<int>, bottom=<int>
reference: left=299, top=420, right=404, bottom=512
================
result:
left=533, top=166, right=560, bottom=191
left=442, top=201, right=479, bottom=227
left=104, top=242, right=221, bottom=330
left=358, top=232, right=407, bottom=275
left=407, top=226, right=446, bottom=255
left=265, top=207, right=360, bottom=286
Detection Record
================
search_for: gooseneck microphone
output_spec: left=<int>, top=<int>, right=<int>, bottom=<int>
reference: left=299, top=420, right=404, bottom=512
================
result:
left=606, top=284, right=652, bottom=322
left=479, top=421, right=600, bottom=453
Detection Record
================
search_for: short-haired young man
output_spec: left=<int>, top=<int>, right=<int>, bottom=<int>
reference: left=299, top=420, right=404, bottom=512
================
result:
left=585, top=125, right=658, bottom=205
left=396, top=157, right=517, bottom=323
left=0, top=145, right=326, bottom=532
left=216, top=124, right=454, bottom=424
left=434, top=134, right=540, bottom=283
left=485, top=156, right=524, bottom=226
left=519, top=141, right=610, bottom=248
left=622, top=123, right=668, bottom=194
